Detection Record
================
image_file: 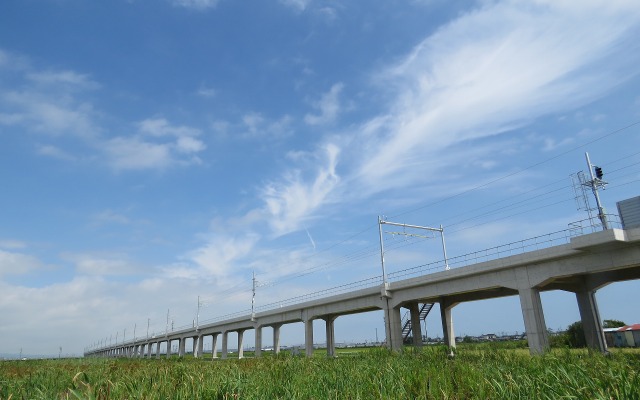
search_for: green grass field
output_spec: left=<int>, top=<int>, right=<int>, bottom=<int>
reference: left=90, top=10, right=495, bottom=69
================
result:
left=2, top=345, right=639, bottom=399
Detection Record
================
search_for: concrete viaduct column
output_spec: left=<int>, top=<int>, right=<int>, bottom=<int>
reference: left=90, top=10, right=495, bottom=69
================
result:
left=575, top=283, right=607, bottom=353
left=178, top=338, right=186, bottom=357
left=212, top=333, right=219, bottom=359
left=166, top=339, right=172, bottom=358
left=305, top=319, right=314, bottom=357
left=518, top=287, right=549, bottom=354
left=238, top=330, right=245, bottom=359
left=384, top=303, right=403, bottom=351
left=273, top=324, right=282, bottom=354
left=156, top=342, right=161, bottom=358
left=409, top=303, right=423, bottom=348
left=195, top=335, right=204, bottom=358
left=191, top=336, right=198, bottom=358
left=255, top=325, right=262, bottom=358
left=221, top=331, right=228, bottom=359
left=440, top=298, right=457, bottom=354
left=324, top=315, right=337, bottom=357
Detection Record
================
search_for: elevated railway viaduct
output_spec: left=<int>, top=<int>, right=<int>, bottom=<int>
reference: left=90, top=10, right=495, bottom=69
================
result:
left=85, top=227, right=640, bottom=358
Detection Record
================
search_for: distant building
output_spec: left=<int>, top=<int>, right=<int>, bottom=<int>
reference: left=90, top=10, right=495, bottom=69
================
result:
left=603, top=328, right=618, bottom=347
left=604, top=324, right=640, bottom=347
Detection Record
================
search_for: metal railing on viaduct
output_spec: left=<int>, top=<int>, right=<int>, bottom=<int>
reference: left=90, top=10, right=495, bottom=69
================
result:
left=85, top=226, right=640, bottom=358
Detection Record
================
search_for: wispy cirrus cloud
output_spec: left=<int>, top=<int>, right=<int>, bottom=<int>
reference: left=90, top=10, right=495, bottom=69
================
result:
left=351, top=0, right=640, bottom=191
left=261, top=143, right=340, bottom=236
left=245, top=0, right=640, bottom=239
left=304, top=83, right=344, bottom=126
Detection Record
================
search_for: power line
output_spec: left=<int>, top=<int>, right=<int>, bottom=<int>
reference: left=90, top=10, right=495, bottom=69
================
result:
left=389, top=120, right=640, bottom=220
left=150, top=121, right=640, bottom=333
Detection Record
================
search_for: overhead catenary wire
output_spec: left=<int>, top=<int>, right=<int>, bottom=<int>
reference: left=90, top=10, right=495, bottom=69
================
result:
left=193, top=160, right=640, bottom=332
left=145, top=121, right=640, bottom=337
left=252, top=121, right=640, bottom=290
left=251, top=136, right=640, bottom=292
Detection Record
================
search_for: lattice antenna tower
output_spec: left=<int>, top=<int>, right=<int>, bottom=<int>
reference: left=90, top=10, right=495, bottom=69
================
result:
left=570, top=152, right=608, bottom=232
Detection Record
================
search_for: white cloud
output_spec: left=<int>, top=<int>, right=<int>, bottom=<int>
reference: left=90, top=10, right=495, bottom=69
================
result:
left=176, top=135, right=206, bottom=153
left=187, top=233, right=260, bottom=278
left=0, top=240, right=26, bottom=250
left=261, top=143, right=340, bottom=236
left=105, top=136, right=173, bottom=171
left=279, top=0, right=311, bottom=12
left=542, top=137, right=575, bottom=152
left=36, top=144, right=76, bottom=161
left=0, top=51, right=100, bottom=139
left=350, top=0, right=640, bottom=191
left=196, top=86, right=216, bottom=98
left=138, top=117, right=201, bottom=138
left=304, top=83, right=344, bottom=126
left=245, top=0, right=640, bottom=239
left=63, top=253, right=138, bottom=276
left=91, top=209, right=130, bottom=226
left=2, top=91, right=98, bottom=137
left=242, top=112, right=265, bottom=135
left=240, top=112, right=293, bottom=139
left=0, top=50, right=210, bottom=172
left=171, top=0, right=219, bottom=10
left=0, top=250, right=45, bottom=277
left=26, top=70, right=100, bottom=90
left=105, top=118, right=206, bottom=171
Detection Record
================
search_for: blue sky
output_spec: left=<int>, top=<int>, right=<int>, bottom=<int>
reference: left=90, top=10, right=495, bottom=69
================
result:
left=1, top=0, right=640, bottom=357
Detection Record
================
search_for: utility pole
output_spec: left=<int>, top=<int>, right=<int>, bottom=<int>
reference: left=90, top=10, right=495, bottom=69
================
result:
left=166, top=309, right=169, bottom=337
left=147, top=318, right=150, bottom=340
left=251, top=271, right=257, bottom=321
left=251, top=271, right=271, bottom=321
left=378, top=216, right=389, bottom=290
left=584, top=152, right=609, bottom=230
left=196, top=296, right=203, bottom=330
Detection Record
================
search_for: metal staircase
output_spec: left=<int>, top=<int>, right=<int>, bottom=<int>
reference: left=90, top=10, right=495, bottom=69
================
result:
left=401, top=303, right=434, bottom=343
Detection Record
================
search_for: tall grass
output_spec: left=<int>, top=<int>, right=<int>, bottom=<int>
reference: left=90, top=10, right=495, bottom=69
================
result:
left=1, top=346, right=639, bottom=399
